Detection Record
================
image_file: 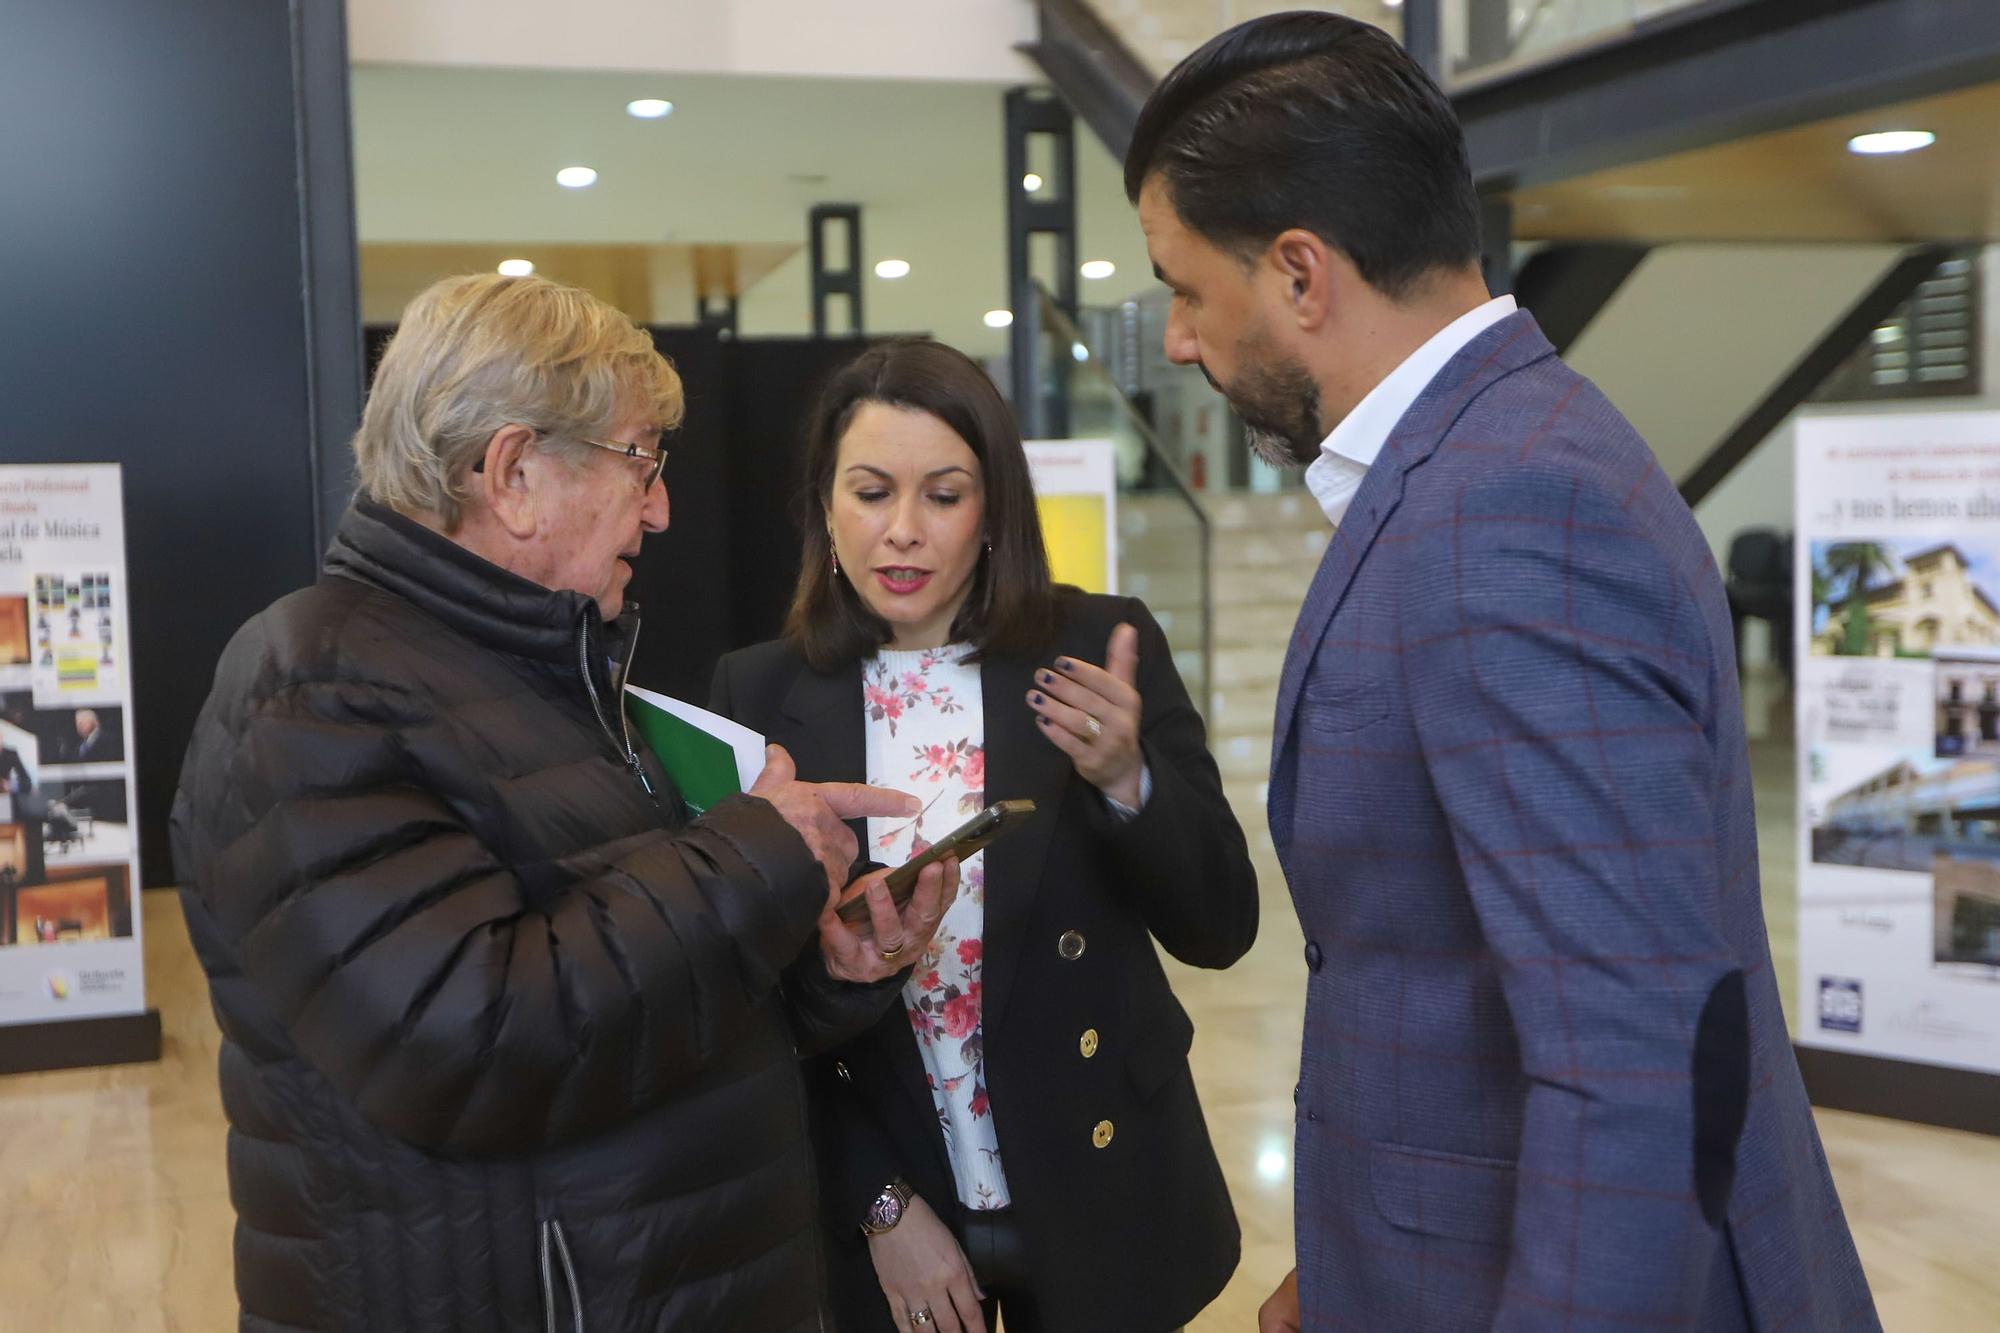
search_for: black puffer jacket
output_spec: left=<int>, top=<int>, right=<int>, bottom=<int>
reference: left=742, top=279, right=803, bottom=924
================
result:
left=171, top=502, right=893, bottom=1332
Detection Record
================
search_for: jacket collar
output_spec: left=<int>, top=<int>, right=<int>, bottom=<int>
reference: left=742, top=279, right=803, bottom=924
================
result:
left=325, top=500, right=631, bottom=665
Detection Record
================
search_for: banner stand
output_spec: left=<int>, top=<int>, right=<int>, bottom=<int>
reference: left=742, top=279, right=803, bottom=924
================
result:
left=1, top=464, right=154, bottom=1070
left=1793, top=414, right=2000, bottom=1135
left=1797, top=1046, right=2000, bottom=1136
left=0, top=1008, right=160, bottom=1075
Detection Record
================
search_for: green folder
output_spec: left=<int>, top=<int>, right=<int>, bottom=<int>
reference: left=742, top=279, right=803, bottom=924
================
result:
left=623, top=684, right=766, bottom=814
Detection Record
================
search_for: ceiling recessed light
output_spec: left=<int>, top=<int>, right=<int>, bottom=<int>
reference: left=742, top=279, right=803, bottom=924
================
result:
left=626, top=98, right=673, bottom=119
left=1848, top=130, right=1935, bottom=156
left=984, top=309, right=1014, bottom=329
left=556, top=165, right=598, bottom=188
left=1080, top=259, right=1116, bottom=280
left=874, top=258, right=911, bottom=279
left=497, top=258, right=535, bottom=277
left=1023, top=173, right=1044, bottom=192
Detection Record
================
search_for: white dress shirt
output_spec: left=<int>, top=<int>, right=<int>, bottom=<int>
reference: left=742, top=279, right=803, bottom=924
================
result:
left=1303, top=295, right=1518, bottom=527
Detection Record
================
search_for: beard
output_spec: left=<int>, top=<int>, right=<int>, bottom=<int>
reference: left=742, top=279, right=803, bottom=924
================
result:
left=1199, top=336, right=1323, bottom=470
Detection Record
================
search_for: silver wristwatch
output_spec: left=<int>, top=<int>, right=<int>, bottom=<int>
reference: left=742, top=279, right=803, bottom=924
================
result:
left=861, top=1178, right=914, bottom=1236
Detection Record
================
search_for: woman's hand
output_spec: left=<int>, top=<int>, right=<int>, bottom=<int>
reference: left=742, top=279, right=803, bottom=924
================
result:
left=818, top=859, right=960, bottom=984
left=1025, top=622, right=1144, bottom=810
left=866, top=1192, right=987, bottom=1333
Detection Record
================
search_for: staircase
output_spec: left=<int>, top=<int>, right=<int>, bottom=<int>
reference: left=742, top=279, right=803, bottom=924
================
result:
left=1120, top=490, right=1326, bottom=860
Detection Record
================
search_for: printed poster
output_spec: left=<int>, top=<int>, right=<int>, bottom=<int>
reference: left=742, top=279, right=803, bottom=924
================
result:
left=1024, top=439, right=1118, bottom=595
left=1796, top=415, right=2000, bottom=1076
left=0, top=465, right=146, bottom=1026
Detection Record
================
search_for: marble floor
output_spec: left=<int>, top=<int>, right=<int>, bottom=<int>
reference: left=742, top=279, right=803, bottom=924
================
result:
left=1, top=733, right=1996, bottom=1330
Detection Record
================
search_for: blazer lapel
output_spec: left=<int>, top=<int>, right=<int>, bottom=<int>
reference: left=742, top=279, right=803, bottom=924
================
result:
left=1270, top=311, right=1554, bottom=768
left=775, top=658, right=867, bottom=847
left=978, top=647, right=1073, bottom=1032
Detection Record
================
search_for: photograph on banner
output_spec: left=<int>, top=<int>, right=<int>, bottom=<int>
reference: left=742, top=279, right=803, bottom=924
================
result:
left=1807, top=746, right=2000, bottom=972
left=1932, top=647, right=2000, bottom=758
left=7, top=697, right=124, bottom=765
left=29, top=567, right=124, bottom=705
left=1809, top=537, right=2000, bottom=659
left=0, top=464, right=146, bottom=1026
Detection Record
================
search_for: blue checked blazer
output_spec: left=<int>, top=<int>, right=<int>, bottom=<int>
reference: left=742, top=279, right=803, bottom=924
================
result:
left=1270, top=312, right=1879, bottom=1331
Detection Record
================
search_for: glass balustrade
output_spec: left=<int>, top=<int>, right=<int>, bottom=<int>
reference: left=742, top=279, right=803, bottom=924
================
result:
left=1085, top=1, right=1404, bottom=79
left=1444, top=0, right=1724, bottom=86
left=1025, top=285, right=1216, bottom=714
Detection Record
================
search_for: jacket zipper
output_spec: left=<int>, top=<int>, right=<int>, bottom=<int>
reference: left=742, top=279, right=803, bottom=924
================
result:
left=577, top=613, right=656, bottom=799
left=539, top=1218, right=586, bottom=1333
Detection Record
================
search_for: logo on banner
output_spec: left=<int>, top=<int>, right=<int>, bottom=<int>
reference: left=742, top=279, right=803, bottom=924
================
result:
left=45, top=969, right=76, bottom=1002
left=1817, top=977, right=1863, bottom=1034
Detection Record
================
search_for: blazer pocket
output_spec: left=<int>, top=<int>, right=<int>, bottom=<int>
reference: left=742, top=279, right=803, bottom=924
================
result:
left=1369, top=1141, right=1515, bottom=1246
left=1125, top=1001, right=1196, bottom=1102
left=1298, top=680, right=1387, bottom=735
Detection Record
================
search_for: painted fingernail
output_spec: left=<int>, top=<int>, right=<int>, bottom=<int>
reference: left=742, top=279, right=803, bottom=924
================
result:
left=1038, top=715, right=1051, bottom=727
left=1056, top=659, right=1073, bottom=671
left=1039, top=671, right=1054, bottom=684
left=1030, top=692, right=1043, bottom=705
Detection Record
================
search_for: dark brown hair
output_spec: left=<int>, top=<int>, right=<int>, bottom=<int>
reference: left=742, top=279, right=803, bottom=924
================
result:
left=1124, top=12, right=1480, bottom=302
left=785, top=338, right=1055, bottom=670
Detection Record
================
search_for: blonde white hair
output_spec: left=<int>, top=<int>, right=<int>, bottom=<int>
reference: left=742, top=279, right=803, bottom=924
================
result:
left=352, top=273, right=683, bottom=529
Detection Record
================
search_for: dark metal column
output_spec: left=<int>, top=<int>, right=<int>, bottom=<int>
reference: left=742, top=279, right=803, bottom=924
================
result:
left=809, top=203, right=863, bottom=337
left=1401, top=0, right=1445, bottom=82
left=1005, top=87, right=1078, bottom=439
left=696, top=293, right=739, bottom=339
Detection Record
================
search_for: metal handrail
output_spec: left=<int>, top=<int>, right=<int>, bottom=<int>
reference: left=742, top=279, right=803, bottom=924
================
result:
left=1030, top=281, right=1216, bottom=714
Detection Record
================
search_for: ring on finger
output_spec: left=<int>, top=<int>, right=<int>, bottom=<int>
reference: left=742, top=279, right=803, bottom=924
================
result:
left=1084, top=714, right=1103, bottom=739
left=910, top=1309, right=935, bottom=1327
left=878, top=939, right=908, bottom=962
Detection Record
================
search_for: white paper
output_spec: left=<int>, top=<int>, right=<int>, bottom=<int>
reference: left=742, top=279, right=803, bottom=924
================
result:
left=622, top=684, right=767, bottom=792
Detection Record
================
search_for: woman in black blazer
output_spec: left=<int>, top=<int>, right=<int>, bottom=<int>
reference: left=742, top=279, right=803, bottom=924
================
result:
left=712, top=339, right=1258, bottom=1333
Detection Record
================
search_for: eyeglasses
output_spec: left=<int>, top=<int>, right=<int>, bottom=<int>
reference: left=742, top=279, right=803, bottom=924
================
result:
left=571, top=434, right=668, bottom=488
left=472, top=430, right=668, bottom=488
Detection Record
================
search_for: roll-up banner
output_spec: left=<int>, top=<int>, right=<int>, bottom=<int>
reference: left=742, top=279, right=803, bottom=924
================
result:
left=1796, top=415, right=2000, bottom=1089
left=0, top=465, right=148, bottom=1042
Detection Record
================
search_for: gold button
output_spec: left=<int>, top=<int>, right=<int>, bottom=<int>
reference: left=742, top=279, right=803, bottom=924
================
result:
left=1079, top=1029, right=1099, bottom=1059
left=1092, top=1119, right=1115, bottom=1149
left=1057, top=930, right=1087, bottom=960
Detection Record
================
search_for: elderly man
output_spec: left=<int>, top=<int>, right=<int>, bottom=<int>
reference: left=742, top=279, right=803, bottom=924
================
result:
left=172, top=273, right=958, bottom=1332
left=67, top=708, right=116, bottom=761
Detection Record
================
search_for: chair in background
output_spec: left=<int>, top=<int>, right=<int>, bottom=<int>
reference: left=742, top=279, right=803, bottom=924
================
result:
left=1726, top=527, right=1794, bottom=684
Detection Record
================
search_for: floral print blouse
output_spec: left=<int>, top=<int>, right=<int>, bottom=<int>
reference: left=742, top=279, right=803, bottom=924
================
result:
left=862, top=645, right=1011, bottom=1211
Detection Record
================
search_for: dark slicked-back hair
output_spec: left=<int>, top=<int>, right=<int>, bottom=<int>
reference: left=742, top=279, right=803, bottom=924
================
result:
left=1124, top=11, right=1481, bottom=301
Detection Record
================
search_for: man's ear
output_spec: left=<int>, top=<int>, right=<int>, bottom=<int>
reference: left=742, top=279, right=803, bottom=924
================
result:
left=473, top=424, right=541, bottom=540
left=1270, top=228, right=1337, bottom=329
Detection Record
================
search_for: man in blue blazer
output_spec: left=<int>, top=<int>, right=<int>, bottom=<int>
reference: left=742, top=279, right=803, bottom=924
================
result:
left=1126, top=14, right=1879, bottom=1332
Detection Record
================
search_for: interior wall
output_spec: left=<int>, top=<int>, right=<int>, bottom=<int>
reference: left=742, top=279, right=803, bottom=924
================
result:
left=1, top=0, right=361, bottom=886
left=1565, top=243, right=1906, bottom=487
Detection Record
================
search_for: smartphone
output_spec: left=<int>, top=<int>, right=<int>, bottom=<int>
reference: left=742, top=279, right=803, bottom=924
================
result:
left=835, top=799, right=1037, bottom=927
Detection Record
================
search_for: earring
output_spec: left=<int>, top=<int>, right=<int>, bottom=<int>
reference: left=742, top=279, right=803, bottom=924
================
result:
left=831, top=548, right=840, bottom=575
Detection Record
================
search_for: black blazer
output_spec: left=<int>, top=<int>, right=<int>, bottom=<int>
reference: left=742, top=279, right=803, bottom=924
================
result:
left=712, top=589, right=1257, bottom=1332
